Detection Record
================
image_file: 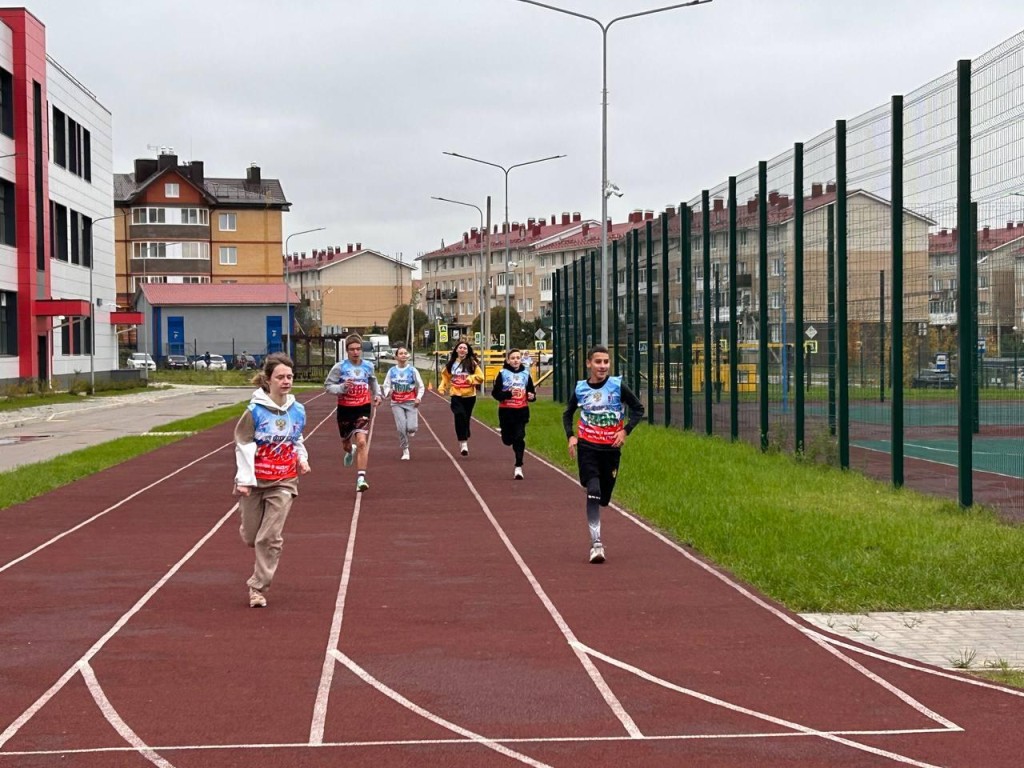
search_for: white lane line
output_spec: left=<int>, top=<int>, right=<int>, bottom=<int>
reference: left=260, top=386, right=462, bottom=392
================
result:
left=810, top=632, right=1024, bottom=697
left=519, top=443, right=961, bottom=732
left=0, top=504, right=237, bottom=749
left=0, top=443, right=232, bottom=574
left=308, top=407, right=377, bottom=746
left=0, top=726, right=958, bottom=759
left=329, top=649, right=553, bottom=768
left=575, top=642, right=951, bottom=768
left=80, top=661, right=176, bottom=768
left=419, top=413, right=643, bottom=739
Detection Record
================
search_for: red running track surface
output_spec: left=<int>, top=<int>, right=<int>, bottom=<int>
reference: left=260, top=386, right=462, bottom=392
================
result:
left=1, top=389, right=1023, bottom=767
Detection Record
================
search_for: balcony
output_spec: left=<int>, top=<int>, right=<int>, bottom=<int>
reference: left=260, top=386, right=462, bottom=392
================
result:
left=441, top=289, right=458, bottom=301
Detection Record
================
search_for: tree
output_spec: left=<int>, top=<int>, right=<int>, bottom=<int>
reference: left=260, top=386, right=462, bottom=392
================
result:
left=387, top=305, right=429, bottom=349
left=471, top=306, right=528, bottom=350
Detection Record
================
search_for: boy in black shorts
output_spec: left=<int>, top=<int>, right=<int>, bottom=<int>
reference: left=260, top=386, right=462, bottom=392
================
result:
left=325, top=334, right=381, bottom=492
left=562, top=345, right=644, bottom=563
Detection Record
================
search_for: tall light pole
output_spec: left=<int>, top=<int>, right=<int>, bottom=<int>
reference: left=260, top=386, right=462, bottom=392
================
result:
left=283, top=227, right=325, bottom=355
left=431, top=196, right=488, bottom=347
left=515, top=0, right=712, bottom=345
left=443, top=151, right=566, bottom=350
left=86, top=211, right=129, bottom=391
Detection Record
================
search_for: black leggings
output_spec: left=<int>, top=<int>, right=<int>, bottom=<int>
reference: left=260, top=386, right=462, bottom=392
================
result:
left=499, top=409, right=529, bottom=466
left=450, top=396, right=476, bottom=441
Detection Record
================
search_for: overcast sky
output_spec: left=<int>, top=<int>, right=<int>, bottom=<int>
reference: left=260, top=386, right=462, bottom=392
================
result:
left=27, top=0, right=1024, bottom=272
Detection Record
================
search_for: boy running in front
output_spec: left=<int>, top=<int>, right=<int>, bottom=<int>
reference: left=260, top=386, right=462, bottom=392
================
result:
left=562, top=345, right=644, bottom=564
left=325, top=333, right=381, bottom=492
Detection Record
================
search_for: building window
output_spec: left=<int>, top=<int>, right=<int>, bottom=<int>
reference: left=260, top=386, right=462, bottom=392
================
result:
left=0, top=291, right=15, bottom=355
left=52, top=106, right=66, bottom=167
left=219, top=213, right=237, bottom=231
left=179, top=208, right=209, bottom=225
left=165, top=182, right=179, bottom=198
left=0, top=179, right=14, bottom=246
left=51, top=202, right=68, bottom=261
left=219, top=246, right=238, bottom=265
left=0, top=67, right=12, bottom=138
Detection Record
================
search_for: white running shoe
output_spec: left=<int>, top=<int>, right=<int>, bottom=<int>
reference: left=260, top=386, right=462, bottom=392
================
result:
left=401, top=448, right=410, bottom=461
left=343, top=444, right=356, bottom=467
left=514, top=466, right=524, bottom=480
left=460, top=441, right=468, bottom=456
left=356, top=475, right=369, bottom=492
left=589, top=544, right=606, bottom=564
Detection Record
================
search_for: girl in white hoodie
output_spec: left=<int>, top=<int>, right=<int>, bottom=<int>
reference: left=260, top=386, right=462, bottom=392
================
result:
left=234, top=353, right=310, bottom=607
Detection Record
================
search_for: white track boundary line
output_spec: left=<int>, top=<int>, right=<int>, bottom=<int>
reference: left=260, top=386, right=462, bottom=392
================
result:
left=0, top=725, right=957, bottom=759
left=513, top=436, right=962, bottom=732
left=575, top=641, right=948, bottom=768
left=80, top=661, right=176, bottom=768
left=308, top=407, right=377, bottom=745
left=0, top=403, right=336, bottom=753
left=329, top=649, right=553, bottom=768
left=419, top=413, right=643, bottom=738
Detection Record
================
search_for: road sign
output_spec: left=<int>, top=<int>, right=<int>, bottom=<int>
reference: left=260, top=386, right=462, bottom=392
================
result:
left=474, top=332, right=481, bottom=345
left=803, top=340, right=818, bottom=354
left=534, top=328, right=546, bottom=340
left=638, top=341, right=648, bottom=353
left=452, top=328, right=461, bottom=340
left=535, top=340, right=545, bottom=351
left=977, top=338, right=986, bottom=352
left=805, top=325, right=817, bottom=339
left=499, top=333, right=506, bottom=347
left=439, top=324, right=448, bottom=344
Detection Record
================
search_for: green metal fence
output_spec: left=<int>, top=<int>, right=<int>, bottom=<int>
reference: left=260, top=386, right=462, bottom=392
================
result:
left=553, top=31, right=1024, bottom=519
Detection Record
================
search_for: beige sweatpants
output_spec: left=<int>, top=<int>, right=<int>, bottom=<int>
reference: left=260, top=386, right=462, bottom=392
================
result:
left=238, top=485, right=295, bottom=593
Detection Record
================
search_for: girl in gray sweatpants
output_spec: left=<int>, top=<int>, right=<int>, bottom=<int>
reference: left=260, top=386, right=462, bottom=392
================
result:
left=381, top=346, right=425, bottom=460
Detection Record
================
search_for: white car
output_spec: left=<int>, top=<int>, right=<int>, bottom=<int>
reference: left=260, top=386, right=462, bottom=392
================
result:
left=193, top=354, right=228, bottom=371
left=126, top=352, right=156, bottom=371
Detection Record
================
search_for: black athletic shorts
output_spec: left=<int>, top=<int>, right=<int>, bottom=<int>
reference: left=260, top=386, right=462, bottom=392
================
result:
left=336, top=404, right=371, bottom=441
left=576, top=440, right=621, bottom=507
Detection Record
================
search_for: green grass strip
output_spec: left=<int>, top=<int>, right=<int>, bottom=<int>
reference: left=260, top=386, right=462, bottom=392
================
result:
left=0, top=401, right=246, bottom=512
left=473, top=397, right=1024, bottom=614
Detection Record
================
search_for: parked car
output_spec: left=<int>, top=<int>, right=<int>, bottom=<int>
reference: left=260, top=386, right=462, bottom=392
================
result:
left=911, top=369, right=956, bottom=389
left=165, top=354, right=189, bottom=370
left=125, top=352, right=156, bottom=371
left=193, top=354, right=228, bottom=371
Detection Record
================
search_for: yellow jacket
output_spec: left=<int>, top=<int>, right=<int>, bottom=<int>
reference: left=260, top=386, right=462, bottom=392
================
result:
left=439, top=362, right=484, bottom=397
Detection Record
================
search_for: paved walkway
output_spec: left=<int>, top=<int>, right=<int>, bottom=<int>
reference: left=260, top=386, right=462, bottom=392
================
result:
left=801, top=610, right=1024, bottom=669
left=4, top=386, right=1023, bottom=673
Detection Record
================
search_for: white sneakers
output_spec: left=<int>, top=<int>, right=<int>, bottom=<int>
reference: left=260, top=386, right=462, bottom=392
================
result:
left=460, top=441, right=469, bottom=456
left=401, top=448, right=410, bottom=461
left=248, top=588, right=267, bottom=608
left=514, top=466, right=524, bottom=480
left=343, top=444, right=356, bottom=467
left=589, top=544, right=606, bottom=564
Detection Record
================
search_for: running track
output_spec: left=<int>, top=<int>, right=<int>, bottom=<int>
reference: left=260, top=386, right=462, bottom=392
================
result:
left=2, top=390, right=1023, bottom=767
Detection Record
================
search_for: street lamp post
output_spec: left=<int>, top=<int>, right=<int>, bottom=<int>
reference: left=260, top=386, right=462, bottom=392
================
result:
left=86, top=211, right=129, bottom=391
left=431, top=196, right=487, bottom=347
left=283, top=227, right=325, bottom=355
left=506, top=261, right=520, bottom=347
left=443, top=151, right=566, bottom=350
left=515, top=0, right=712, bottom=345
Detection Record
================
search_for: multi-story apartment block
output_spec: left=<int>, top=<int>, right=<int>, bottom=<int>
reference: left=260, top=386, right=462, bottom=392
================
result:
left=418, top=212, right=591, bottom=338
left=113, top=153, right=290, bottom=309
left=0, top=8, right=132, bottom=387
left=284, top=243, right=413, bottom=335
left=928, top=221, right=1023, bottom=341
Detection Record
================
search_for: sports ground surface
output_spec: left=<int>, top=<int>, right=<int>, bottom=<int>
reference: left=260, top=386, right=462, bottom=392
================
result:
left=3, top=391, right=1024, bottom=766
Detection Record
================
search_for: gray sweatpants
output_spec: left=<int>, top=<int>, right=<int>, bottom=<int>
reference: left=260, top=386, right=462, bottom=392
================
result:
left=391, top=402, right=419, bottom=449
left=239, top=484, right=295, bottom=593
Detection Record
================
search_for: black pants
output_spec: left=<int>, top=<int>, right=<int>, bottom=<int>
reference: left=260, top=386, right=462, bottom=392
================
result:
left=576, top=440, right=622, bottom=506
left=450, top=396, right=476, bottom=441
left=498, top=408, right=529, bottom=466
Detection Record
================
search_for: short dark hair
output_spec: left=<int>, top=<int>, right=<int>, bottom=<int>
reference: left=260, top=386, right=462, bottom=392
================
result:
left=587, top=344, right=610, bottom=360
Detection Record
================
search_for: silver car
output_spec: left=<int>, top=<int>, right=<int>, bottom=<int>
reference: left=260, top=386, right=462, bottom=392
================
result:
left=126, top=352, right=156, bottom=371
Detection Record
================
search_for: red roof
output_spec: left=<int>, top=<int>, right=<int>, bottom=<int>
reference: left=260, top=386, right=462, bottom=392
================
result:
left=140, top=283, right=298, bottom=306
left=929, top=221, right=1024, bottom=255
left=533, top=221, right=647, bottom=254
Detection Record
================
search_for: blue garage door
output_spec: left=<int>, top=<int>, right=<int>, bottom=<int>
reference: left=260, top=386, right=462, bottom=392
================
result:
left=267, top=315, right=282, bottom=354
left=167, top=316, right=185, bottom=355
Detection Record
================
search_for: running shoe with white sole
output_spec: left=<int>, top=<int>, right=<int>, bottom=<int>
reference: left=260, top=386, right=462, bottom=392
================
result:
left=356, top=476, right=369, bottom=492
left=514, top=466, right=524, bottom=480
left=343, top=444, right=356, bottom=467
left=401, top=449, right=410, bottom=461
left=589, top=544, right=605, bottom=564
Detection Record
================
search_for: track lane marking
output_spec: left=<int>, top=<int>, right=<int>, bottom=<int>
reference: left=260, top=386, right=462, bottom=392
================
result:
left=417, top=412, right=643, bottom=738
left=329, top=649, right=553, bottom=768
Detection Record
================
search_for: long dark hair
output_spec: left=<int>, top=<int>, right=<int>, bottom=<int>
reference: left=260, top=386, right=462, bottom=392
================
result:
left=445, top=340, right=477, bottom=374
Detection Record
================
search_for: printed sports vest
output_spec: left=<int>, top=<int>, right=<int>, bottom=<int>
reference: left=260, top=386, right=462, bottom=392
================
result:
left=250, top=401, right=306, bottom=481
left=336, top=360, right=375, bottom=407
left=388, top=366, right=419, bottom=404
left=498, top=368, right=530, bottom=409
left=574, top=376, right=625, bottom=446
